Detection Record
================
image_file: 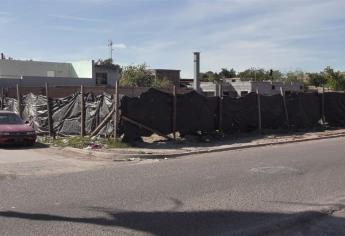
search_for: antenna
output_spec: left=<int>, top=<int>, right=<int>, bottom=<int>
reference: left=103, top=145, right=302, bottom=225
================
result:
left=108, top=40, right=114, bottom=62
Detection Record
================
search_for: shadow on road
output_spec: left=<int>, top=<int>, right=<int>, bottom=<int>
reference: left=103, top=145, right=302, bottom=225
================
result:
left=0, top=142, right=49, bottom=150
left=0, top=208, right=344, bottom=235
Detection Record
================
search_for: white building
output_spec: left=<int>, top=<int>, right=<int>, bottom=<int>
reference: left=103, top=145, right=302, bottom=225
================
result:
left=198, top=78, right=304, bottom=97
left=0, top=58, right=120, bottom=87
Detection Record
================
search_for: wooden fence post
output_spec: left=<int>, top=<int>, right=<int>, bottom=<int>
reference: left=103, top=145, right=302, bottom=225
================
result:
left=321, top=84, right=326, bottom=124
left=172, top=85, right=177, bottom=140
left=280, top=87, right=290, bottom=129
left=1, top=87, right=4, bottom=110
left=256, top=89, right=262, bottom=133
left=218, top=84, right=223, bottom=132
left=45, top=83, right=53, bottom=138
left=16, top=84, right=22, bottom=118
left=80, top=85, right=85, bottom=137
left=113, top=81, right=119, bottom=141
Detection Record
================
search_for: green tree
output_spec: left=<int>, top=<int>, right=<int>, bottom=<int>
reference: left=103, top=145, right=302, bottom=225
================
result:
left=285, top=70, right=305, bottom=82
left=323, top=66, right=345, bottom=90
left=307, top=72, right=325, bottom=87
left=238, top=68, right=267, bottom=81
left=202, top=71, right=222, bottom=83
left=119, top=64, right=154, bottom=87
left=219, top=68, right=236, bottom=78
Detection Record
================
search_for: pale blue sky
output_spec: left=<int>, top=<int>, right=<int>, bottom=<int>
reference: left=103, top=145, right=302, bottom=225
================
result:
left=0, top=0, right=344, bottom=77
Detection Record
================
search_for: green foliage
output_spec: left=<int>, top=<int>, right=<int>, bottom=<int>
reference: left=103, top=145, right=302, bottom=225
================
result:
left=238, top=68, right=269, bottom=81
left=307, top=66, right=345, bottom=90
left=120, top=64, right=154, bottom=87
left=202, top=71, right=222, bottom=83
left=323, top=66, right=345, bottom=90
left=307, top=72, right=325, bottom=87
left=219, top=68, right=237, bottom=78
left=285, top=70, right=305, bottom=82
left=119, top=64, right=172, bottom=88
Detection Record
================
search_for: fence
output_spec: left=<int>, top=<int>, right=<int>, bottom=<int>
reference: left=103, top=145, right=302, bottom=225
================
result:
left=1, top=86, right=345, bottom=141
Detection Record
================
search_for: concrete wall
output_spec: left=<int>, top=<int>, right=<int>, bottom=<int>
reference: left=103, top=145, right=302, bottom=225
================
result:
left=94, top=66, right=120, bottom=86
left=0, top=60, right=79, bottom=78
left=0, top=76, right=95, bottom=88
left=71, top=61, right=93, bottom=78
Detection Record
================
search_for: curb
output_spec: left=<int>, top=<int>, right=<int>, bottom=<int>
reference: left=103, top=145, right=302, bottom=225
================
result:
left=62, top=132, right=345, bottom=161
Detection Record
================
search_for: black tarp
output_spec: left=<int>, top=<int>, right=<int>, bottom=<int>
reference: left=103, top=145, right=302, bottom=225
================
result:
left=260, top=94, right=286, bottom=129
left=324, top=92, right=345, bottom=127
left=222, top=93, right=259, bottom=133
left=176, top=91, right=218, bottom=136
left=120, top=89, right=173, bottom=141
left=286, top=93, right=321, bottom=129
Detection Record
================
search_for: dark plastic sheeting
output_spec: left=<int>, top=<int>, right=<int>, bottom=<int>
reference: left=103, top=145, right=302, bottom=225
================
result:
left=286, top=93, right=321, bottom=129
left=324, top=92, right=345, bottom=127
left=222, top=93, right=259, bottom=133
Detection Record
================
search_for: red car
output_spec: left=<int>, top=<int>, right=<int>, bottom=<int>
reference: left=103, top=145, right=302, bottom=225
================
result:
left=0, top=111, right=37, bottom=146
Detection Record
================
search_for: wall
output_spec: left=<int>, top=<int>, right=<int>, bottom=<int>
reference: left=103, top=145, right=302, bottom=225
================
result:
left=94, top=66, right=120, bottom=86
left=0, top=60, right=79, bottom=78
left=71, top=60, right=94, bottom=78
left=0, top=76, right=95, bottom=88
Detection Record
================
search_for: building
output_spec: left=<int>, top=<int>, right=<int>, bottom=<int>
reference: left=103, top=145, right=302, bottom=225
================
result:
left=223, top=78, right=304, bottom=97
left=148, top=69, right=180, bottom=87
left=182, top=78, right=305, bottom=97
left=0, top=58, right=121, bottom=88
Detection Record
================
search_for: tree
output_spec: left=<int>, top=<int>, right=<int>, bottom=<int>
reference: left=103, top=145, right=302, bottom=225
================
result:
left=219, top=68, right=236, bottom=78
left=202, top=71, right=222, bottom=83
left=238, top=68, right=266, bottom=81
left=285, top=70, right=305, bottom=82
left=120, top=64, right=154, bottom=87
left=323, top=66, right=345, bottom=90
left=307, top=72, right=325, bottom=87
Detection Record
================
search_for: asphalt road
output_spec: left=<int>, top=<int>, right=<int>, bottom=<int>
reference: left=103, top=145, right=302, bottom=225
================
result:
left=0, top=137, right=345, bottom=235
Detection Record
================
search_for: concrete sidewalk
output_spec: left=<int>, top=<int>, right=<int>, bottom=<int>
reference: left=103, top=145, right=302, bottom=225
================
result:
left=61, top=128, right=345, bottom=161
left=0, top=146, right=107, bottom=178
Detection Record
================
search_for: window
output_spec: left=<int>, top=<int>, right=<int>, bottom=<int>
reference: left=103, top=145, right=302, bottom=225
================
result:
left=96, top=73, right=108, bottom=85
left=272, top=85, right=276, bottom=90
left=47, top=71, right=55, bottom=77
left=241, top=91, right=248, bottom=96
left=300, top=85, right=303, bottom=90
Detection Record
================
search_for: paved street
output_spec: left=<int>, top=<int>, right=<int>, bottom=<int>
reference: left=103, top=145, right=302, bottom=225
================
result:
left=0, top=138, right=345, bottom=235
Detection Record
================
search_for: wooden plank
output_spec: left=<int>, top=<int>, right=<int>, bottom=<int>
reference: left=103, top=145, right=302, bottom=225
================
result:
left=280, top=87, right=290, bottom=129
left=218, top=84, right=223, bottom=131
left=172, top=85, right=177, bottom=140
left=45, top=83, right=53, bottom=137
left=122, top=115, right=172, bottom=140
left=256, top=89, right=262, bottom=133
left=80, top=85, right=85, bottom=137
left=321, top=84, right=326, bottom=124
left=113, top=81, right=119, bottom=141
left=91, top=108, right=115, bottom=137
left=1, top=87, right=4, bottom=110
left=16, top=84, right=22, bottom=118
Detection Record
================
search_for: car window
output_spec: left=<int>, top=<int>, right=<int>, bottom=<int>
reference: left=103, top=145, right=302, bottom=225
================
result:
left=0, top=114, right=24, bottom=124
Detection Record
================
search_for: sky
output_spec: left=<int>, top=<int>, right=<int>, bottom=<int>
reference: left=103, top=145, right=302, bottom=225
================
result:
left=0, top=0, right=344, bottom=77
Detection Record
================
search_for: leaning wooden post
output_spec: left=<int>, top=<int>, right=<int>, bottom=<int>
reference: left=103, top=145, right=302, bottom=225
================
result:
left=113, top=81, right=119, bottom=141
left=256, top=89, right=262, bottom=133
left=16, top=84, right=22, bottom=118
left=1, top=87, right=4, bottom=110
left=172, top=85, right=177, bottom=140
left=280, top=87, right=290, bottom=129
left=218, top=83, right=223, bottom=132
left=321, top=84, right=326, bottom=124
left=45, top=83, right=53, bottom=137
left=80, top=85, right=85, bottom=137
